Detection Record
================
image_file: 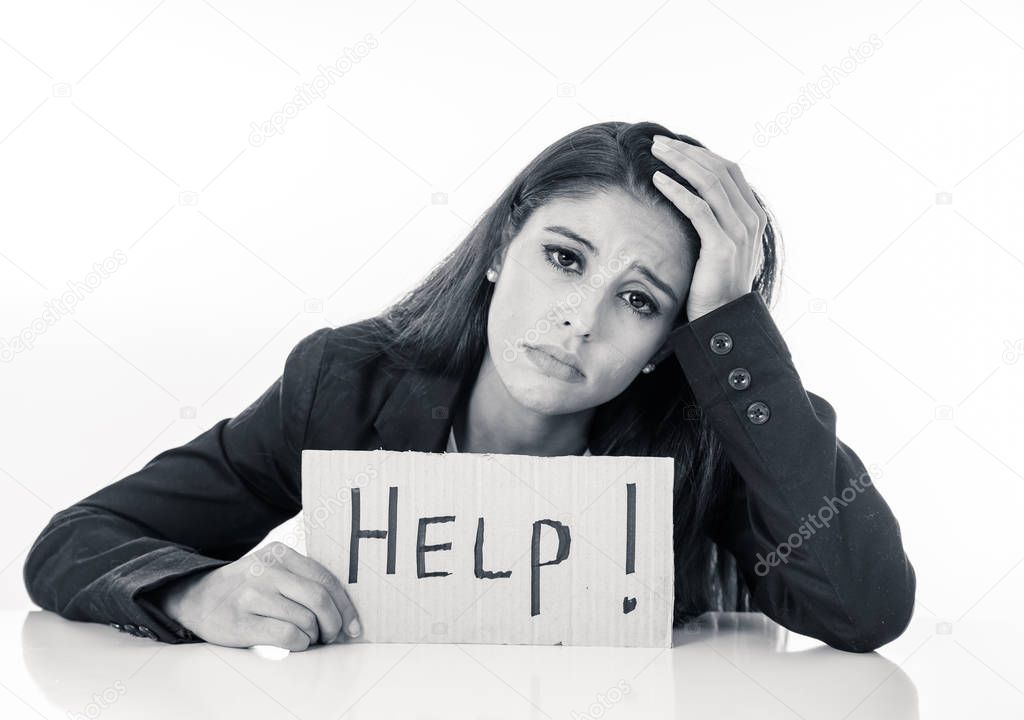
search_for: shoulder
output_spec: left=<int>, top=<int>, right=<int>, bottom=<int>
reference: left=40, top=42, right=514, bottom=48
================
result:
left=284, top=317, right=405, bottom=448
left=285, top=316, right=395, bottom=380
left=320, top=315, right=399, bottom=381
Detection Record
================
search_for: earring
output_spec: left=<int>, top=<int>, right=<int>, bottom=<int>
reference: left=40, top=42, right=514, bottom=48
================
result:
left=642, top=363, right=655, bottom=374
left=485, top=268, right=498, bottom=282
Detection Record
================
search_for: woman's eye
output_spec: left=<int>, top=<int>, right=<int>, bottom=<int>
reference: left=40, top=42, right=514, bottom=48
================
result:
left=542, top=245, right=581, bottom=274
left=541, top=244, right=661, bottom=319
left=620, top=290, right=660, bottom=318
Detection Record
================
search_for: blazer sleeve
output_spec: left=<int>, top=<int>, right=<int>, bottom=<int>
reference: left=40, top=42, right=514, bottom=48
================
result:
left=22, top=327, right=333, bottom=644
left=669, top=291, right=916, bottom=653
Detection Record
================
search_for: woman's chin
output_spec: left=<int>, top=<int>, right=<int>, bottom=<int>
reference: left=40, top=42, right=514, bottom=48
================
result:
left=504, top=375, right=588, bottom=415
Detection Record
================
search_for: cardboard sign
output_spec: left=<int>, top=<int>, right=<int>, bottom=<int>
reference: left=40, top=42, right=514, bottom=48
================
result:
left=301, top=449, right=675, bottom=647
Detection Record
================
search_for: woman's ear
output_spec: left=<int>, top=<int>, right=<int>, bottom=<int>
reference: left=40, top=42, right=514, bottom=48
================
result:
left=489, top=244, right=509, bottom=275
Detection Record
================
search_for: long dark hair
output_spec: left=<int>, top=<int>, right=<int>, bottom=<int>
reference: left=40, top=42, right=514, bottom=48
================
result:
left=374, top=121, right=783, bottom=624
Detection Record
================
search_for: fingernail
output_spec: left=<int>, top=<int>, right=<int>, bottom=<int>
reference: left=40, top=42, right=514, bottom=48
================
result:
left=347, top=618, right=362, bottom=637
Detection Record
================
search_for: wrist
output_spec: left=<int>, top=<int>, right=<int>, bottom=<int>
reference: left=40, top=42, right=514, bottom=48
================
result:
left=147, top=572, right=206, bottom=624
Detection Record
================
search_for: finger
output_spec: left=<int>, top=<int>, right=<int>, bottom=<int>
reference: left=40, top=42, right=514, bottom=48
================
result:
left=651, top=171, right=732, bottom=256
left=684, top=142, right=768, bottom=255
left=718, top=168, right=767, bottom=288
left=245, top=589, right=321, bottom=645
left=662, top=137, right=765, bottom=234
left=271, top=544, right=361, bottom=638
left=651, top=137, right=748, bottom=241
left=246, top=614, right=313, bottom=652
left=746, top=185, right=768, bottom=263
left=723, top=161, right=769, bottom=238
left=688, top=146, right=765, bottom=242
left=267, top=566, right=345, bottom=644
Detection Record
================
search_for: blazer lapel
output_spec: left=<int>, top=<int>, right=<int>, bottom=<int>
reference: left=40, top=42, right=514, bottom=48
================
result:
left=372, top=366, right=469, bottom=452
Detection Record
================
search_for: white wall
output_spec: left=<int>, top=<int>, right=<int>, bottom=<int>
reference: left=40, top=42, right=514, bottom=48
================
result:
left=2, top=0, right=1022, bottom=650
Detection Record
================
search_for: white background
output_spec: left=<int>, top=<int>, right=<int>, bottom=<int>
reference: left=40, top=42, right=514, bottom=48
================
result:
left=2, top=0, right=1023, bottom=714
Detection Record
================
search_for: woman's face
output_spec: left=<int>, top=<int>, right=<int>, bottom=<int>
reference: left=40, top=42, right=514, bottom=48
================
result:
left=485, top=186, right=697, bottom=415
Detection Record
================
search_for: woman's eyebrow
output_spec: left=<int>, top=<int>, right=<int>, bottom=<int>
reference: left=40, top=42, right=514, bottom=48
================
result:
left=544, top=225, right=598, bottom=255
left=631, top=264, right=679, bottom=305
left=543, top=225, right=679, bottom=305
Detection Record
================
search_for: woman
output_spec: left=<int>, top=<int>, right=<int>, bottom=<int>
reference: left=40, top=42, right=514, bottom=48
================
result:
left=23, top=121, right=916, bottom=653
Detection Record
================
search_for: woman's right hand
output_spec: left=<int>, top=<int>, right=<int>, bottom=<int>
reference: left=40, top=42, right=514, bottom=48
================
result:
left=150, top=541, right=362, bottom=651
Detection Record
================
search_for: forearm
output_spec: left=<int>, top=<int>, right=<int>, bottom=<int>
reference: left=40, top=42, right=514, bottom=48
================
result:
left=670, top=291, right=916, bottom=652
left=24, top=505, right=231, bottom=643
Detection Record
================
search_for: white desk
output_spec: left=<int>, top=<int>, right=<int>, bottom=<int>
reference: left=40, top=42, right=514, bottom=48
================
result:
left=1, top=607, right=1019, bottom=718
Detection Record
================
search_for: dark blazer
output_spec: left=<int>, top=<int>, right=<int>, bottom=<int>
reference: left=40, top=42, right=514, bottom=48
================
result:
left=22, top=291, right=916, bottom=652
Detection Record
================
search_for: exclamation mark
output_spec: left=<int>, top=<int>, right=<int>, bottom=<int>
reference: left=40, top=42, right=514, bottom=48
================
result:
left=623, top=482, right=637, bottom=614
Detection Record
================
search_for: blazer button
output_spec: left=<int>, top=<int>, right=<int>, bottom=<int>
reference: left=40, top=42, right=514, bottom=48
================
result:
left=746, top=401, right=770, bottom=424
left=138, top=625, right=158, bottom=640
left=710, top=332, right=733, bottom=355
left=108, top=622, right=122, bottom=631
left=123, top=623, right=138, bottom=635
left=728, top=368, right=750, bottom=390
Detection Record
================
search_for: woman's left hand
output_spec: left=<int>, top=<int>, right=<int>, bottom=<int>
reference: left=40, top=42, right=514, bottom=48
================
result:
left=650, top=135, right=766, bottom=322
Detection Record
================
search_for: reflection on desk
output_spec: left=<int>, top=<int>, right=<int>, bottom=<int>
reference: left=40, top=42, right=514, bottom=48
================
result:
left=2, top=610, right=928, bottom=719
